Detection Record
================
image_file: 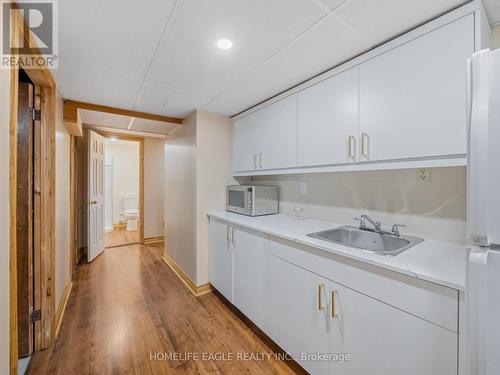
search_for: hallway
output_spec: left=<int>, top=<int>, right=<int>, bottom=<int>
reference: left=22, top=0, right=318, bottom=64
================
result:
left=105, top=228, right=140, bottom=248
left=28, top=243, right=298, bottom=375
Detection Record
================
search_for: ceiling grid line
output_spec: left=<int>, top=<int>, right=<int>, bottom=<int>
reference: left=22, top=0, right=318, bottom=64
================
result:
left=132, top=0, right=183, bottom=114
left=201, top=2, right=337, bottom=112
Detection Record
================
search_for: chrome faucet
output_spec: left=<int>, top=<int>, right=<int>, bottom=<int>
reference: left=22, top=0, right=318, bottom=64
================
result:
left=355, top=215, right=406, bottom=237
left=391, top=224, right=406, bottom=237
left=355, top=215, right=382, bottom=233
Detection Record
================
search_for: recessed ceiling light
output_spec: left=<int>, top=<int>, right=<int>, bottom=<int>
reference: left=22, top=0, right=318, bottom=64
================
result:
left=217, top=38, right=232, bottom=50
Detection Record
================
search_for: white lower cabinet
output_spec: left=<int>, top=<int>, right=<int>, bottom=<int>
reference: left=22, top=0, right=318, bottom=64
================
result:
left=209, top=220, right=459, bottom=375
left=331, top=282, right=457, bottom=375
left=268, top=255, right=330, bottom=375
left=233, top=226, right=268, bottom=328
left=209, top=219, right=234, bottom=302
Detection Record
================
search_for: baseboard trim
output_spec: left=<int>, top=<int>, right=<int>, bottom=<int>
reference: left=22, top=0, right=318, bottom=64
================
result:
left=162, top=254, right=212, bottom=297
left=54, top=281, right=73, bottom=339
left=144, top=236, right=164, bottom=245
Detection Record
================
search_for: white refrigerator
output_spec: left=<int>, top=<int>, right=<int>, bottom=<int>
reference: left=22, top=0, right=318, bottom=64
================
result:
left=467, top=48, right=500, bottom=375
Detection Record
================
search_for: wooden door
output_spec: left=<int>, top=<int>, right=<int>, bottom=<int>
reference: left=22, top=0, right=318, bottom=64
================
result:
left=267, top=255, right=330, bottom=375
left=17, top=82, right=34, bottom=357
left=330, top=282, right=457, bottom=375
left=358, top=15, right=474, bottom=162
left=233, top=226, right=268, bottom=328
left=298, top=68, right=358, bottom=167
left=209, top=219, right=233, bottom=302
left=87, top=130, right=106, bottom=262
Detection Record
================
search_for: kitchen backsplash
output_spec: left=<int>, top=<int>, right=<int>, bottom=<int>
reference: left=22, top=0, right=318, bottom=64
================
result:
left=247, top=167, right=467, bottom=244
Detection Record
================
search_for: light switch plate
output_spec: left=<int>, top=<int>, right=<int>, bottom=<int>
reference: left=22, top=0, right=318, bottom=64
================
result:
left=299, top=182, right=308, bottom=194
left=416, top=168, right=431, bottom=183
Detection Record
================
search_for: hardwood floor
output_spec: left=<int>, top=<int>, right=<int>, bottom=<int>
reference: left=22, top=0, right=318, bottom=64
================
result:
left=105, top=228, right=140, bottom=248
left=29, top=243, right=302, bottom=375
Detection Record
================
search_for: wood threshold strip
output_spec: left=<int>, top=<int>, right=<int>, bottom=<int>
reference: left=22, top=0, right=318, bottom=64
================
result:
left=162, top=254, right=212, bottom=297
left=53, top=281, right=73, bottom=339
left=143, top=236, right=164, bottom=245
left=63, top=100, right=183, bottom=124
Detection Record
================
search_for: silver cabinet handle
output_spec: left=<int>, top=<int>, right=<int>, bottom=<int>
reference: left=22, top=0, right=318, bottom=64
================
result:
left=348, top=135, right=356, bottom=161
left=253, top=153, right=258, bottom=169
left=226, top=225, right=230, bottom=242
left=259, top=152, right=263, bottom=169
left=230, top=225, right=236, bottom=247
left=361, top=132, right=369, bottom=159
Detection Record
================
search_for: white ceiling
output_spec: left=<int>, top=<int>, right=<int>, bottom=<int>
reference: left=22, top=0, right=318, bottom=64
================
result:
left=80, top=109, right=178, bottom=136
left=55, top=0, right=498, bottom=119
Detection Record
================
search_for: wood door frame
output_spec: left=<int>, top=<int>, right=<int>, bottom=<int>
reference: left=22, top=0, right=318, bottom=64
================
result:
left=8, top=8, right=57, bottom=375
left=93, top=130, right=145, bottom=244
left=70, top=136, right=77, bottom=278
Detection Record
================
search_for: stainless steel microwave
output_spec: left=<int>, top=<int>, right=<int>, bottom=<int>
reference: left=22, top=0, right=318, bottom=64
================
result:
left=226, top=185, right=278, bottom=216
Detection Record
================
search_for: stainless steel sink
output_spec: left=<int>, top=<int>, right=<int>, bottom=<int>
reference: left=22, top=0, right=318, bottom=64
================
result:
left=307, top=226, right=423, bottom=256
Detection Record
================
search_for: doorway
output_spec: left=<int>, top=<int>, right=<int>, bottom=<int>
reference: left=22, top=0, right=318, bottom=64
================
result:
left=104, top=137, right=141, bottom=248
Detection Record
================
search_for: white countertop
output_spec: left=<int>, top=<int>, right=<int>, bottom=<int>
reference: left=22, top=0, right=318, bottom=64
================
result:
left=208, top=212, right=468, bottom=291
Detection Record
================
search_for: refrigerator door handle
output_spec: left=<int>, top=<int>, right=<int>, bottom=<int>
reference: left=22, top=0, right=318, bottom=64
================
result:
left=468, top=50, right=491, bottom=246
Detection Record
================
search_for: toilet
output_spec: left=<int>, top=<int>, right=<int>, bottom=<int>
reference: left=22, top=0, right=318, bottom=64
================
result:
left=120, top=197, right=139, bottom=231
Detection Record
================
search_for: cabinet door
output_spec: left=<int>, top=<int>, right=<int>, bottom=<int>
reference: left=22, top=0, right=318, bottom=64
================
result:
left=330, top=282, right=457, bottom=375
left=358, top=14, right=474, bottom=162
left=209, top=220, right=233, bottom=302
left=298, top=68, right=358, bottom=167
left=233, top=227, right=268, bottom=328
left=232, top=114, right=260, bottom=172
left=259, top=94, right=298, bottom=170
left=268, top=255, right=330, bottom=375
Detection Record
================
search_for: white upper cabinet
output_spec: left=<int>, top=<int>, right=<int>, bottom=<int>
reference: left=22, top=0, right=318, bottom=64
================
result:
left=298, top=68, right=359, bottom=167
left=358, top=14, right=474, bottom=162
left=232, top=94, right=297, bottom=172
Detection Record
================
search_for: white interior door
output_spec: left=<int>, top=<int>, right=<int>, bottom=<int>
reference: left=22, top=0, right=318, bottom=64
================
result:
left=88, top=130, right=106, bottom=262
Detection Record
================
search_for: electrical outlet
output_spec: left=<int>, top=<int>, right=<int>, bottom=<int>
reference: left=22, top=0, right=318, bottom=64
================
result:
left=299, top=182, right=307, bottom=194
left=416, top=168, right=431, bottom=183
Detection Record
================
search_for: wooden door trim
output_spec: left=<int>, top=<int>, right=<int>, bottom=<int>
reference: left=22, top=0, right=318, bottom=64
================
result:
left=63, top=99, right=183, bottom=125
left=9, top=7, right=57, bottom=375
left=96, top=131, right=145, bottom=244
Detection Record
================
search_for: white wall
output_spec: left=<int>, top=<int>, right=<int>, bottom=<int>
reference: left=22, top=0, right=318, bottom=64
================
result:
left=491, top=25, right=500, bottom=49
left=54, top=90, right=72, bottom=307
left=195, top=111, right=232, bottom=285
left=0, top=66, right=12, bottom=375
left=165, top=112, right=197, bottom=282
left=164, top=110, right=232, bottom=286
left=251, top=167, right=467, bottom=244
left=144, top=138, right=165, bottom=238
left=105, top=140, right=140, bottom=224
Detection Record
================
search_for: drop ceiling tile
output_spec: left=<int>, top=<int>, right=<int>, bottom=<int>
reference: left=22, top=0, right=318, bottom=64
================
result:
left=323, top=0, right=346, bottom=11
left=335, top=0, right=466, bottom=45
left=59, top=0, right=176, bottom=77
left=80, top=109, right=132, bottom=129
left=484, top=0, right=500, bottom=25
left=202, top=97, right=249, bottom=116
left=147, top=0, right=327, bottom=96
left=217, top=13, right=371, bottom=108
left=132, top=118, right=179, bottom=134
left=135, top=80, right=212, bottom=118
left=54, top=57, right=143, bottom=109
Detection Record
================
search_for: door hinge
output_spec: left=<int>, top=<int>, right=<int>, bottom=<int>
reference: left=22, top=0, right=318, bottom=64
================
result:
left=30, top=309, right=41, bottom=322
left=30, top=108, right=41, bottom=121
